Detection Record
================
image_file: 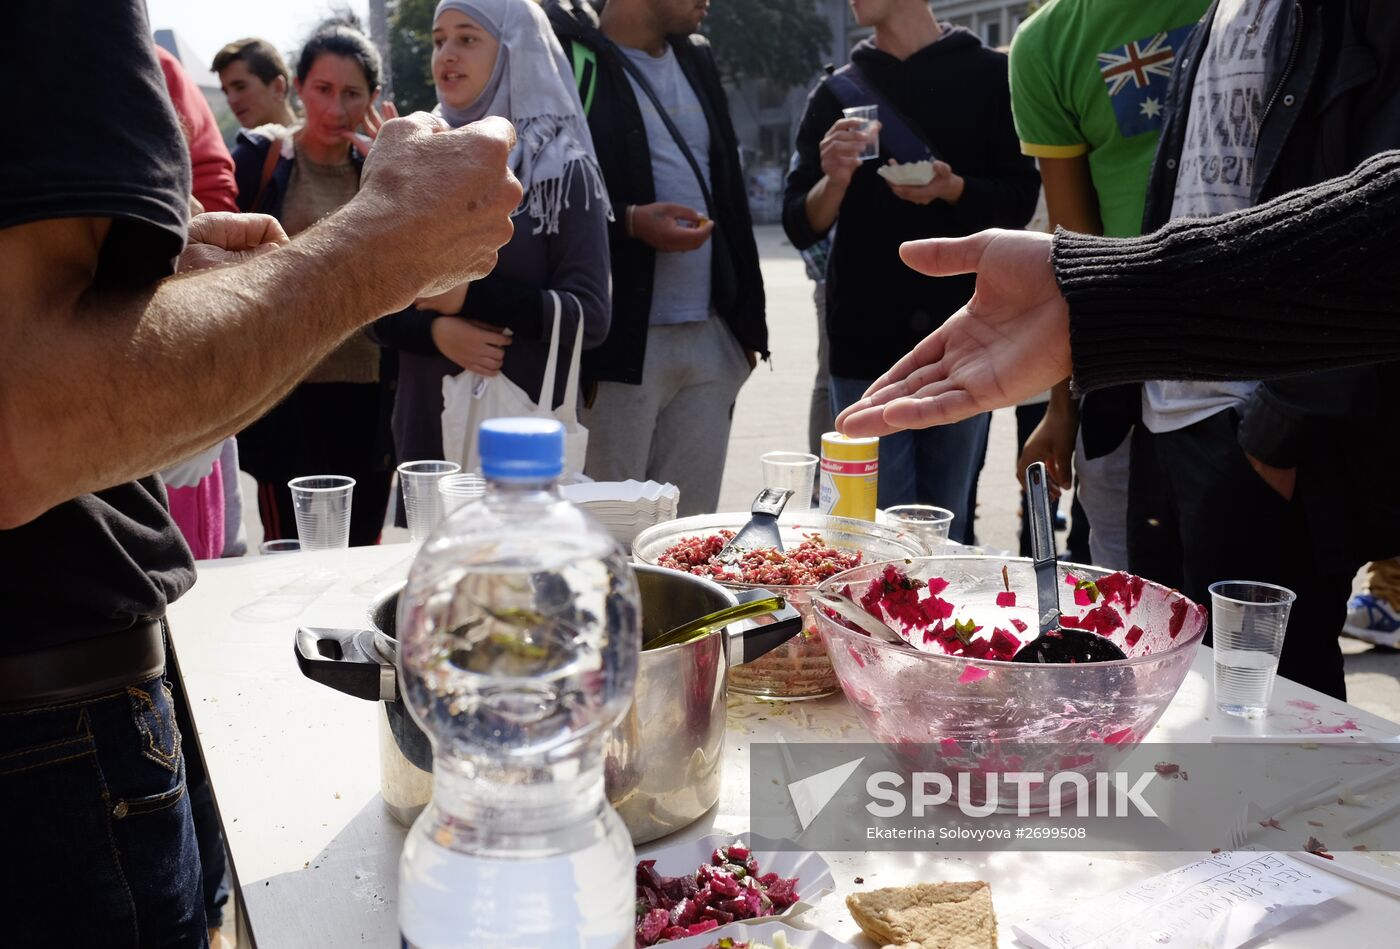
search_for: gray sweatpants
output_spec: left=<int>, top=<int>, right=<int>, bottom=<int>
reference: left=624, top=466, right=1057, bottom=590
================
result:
left=1075, top=430, right=1131, bottom=570
left=583, top=317, right=752, bottom=516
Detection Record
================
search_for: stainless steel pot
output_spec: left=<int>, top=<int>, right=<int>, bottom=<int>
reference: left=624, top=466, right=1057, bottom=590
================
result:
left=294, top=564, right=800, bottom=843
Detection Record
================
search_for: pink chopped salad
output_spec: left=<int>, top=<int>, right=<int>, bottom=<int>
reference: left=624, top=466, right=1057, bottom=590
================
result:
left=657, top=531, right=862, bottom=587
left=635, top=843, right=801, bottom=946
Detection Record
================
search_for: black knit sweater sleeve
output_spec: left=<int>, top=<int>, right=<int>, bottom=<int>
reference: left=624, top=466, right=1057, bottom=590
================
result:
left=1055, top=150, right=1400, bottom=391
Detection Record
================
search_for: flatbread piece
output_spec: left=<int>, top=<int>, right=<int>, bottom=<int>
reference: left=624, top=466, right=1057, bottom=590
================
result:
left=846, top=880, right=996, bottom=949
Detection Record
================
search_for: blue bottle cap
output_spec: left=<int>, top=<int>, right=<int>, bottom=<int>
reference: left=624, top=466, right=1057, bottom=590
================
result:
left=478, top=418, right=566, bottom=481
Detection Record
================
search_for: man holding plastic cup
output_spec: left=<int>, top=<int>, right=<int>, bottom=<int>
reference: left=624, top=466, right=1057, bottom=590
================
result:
left=783, top=0, right=1039, bottom=543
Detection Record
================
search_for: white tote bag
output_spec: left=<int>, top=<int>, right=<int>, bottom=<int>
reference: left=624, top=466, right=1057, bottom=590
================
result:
left=441, top=290, right=589, bottom=476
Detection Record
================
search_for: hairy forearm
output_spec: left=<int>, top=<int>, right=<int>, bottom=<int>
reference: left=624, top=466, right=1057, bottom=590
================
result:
left=804, top=177, right=846, bottom=236
left=0, top=205, right=418, bottom=526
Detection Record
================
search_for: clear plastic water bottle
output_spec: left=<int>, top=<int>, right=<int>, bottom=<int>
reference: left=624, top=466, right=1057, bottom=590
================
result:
left=397, top=418, right=640, bottom=949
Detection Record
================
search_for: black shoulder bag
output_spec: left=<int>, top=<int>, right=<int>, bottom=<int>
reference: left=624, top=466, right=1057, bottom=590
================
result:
left=825, top=63, right=941, bottom=164
left=607, top=40, right=739, bottom=315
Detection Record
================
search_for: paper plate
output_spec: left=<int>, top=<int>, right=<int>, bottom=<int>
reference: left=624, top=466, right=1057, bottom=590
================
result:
left=637, top=832, right=836, bottom=928
left=876, top=160, right=934, bottom=186
left=656, top=919, right=853, bottom=948
left=562, top=479, right=679, bottom=504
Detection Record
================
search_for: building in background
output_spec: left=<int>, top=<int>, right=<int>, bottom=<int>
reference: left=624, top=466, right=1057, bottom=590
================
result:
left=154, top=28, right=241, bottom=144
left=727, top=1, right=1031, bottom=221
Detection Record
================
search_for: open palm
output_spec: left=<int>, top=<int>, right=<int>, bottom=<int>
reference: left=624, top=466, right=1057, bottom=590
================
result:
left=836, top=229, right=1073, bottom=436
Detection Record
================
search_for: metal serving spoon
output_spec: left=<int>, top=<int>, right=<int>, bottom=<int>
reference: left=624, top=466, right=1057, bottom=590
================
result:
left=1012, top=462, right=1127, bottom=664
left=716, top=487, right=792, bottom=563
left=808, top=588, right=909, bottom=646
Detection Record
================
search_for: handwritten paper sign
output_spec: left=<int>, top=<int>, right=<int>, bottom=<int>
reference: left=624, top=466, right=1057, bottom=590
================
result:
left=1013, top=852, right=1352, bottom=949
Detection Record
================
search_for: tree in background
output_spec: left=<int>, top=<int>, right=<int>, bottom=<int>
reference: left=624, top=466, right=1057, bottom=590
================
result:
left=370, top=0, right=396, bottom=100
left=389, top=0, right=437, bottom=113
left=389, top=0, right=833, bottom=112
left=704, top=1, right=831, bottom=89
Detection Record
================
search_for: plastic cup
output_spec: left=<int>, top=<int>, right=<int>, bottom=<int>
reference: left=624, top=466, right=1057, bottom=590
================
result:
left=398, top=460, right=461, bottom=541
left=258, top=539, right=301, bottom=555
left=885, top=505, right=955, bottom=553
left=288, top=476, right=356, bottom=551
left=1210, top=580, right=1297, bottom=719
left=438, top=473, right=487, bottom=515
left=842, top=105, right=879, bottom=160
left=761, top=452, right=818, bottom=513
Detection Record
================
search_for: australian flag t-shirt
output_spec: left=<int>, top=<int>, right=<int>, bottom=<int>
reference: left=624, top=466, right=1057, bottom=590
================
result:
left=1009, top=0, right=1210, bottom=237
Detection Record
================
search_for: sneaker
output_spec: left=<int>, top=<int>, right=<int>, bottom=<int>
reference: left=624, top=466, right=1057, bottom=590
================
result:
left=1342, top=593, right=1400, bottom=648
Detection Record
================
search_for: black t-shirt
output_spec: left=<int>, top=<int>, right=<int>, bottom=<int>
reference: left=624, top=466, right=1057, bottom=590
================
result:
left=0, top=0, right=197, bottom=655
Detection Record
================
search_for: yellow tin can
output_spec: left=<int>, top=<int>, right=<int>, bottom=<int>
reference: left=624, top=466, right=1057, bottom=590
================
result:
left=819, top=432, right=879, bottom=521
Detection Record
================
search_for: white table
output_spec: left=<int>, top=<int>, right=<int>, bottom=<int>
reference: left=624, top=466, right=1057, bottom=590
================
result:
left=169, top=545, right=1400, bottom=948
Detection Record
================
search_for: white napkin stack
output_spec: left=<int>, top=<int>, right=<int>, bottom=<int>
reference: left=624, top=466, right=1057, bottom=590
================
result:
left=560, top=480, right=680, bottom=548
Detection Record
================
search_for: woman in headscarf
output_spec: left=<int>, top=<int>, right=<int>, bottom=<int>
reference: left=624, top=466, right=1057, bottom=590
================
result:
left=373, top=0, right=612, bottom=466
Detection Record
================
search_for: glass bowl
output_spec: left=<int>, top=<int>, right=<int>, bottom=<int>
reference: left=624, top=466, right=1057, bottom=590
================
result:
left=631, top=513, right=927, bottom=698
left=814, top=556, right=1208, bottom=811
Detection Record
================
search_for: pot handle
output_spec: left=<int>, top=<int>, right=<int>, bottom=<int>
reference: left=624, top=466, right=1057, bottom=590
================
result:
left=294, top=627, right=396, bottom=702
left=725, top=590, right=805, bottom=666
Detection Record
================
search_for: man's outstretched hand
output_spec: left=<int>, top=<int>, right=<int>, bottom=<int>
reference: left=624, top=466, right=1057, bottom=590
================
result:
left=835, top=229, right=1073, bottom=437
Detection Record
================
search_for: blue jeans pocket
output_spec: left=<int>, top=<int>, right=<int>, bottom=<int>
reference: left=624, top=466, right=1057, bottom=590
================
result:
left=111, top=763, right=188, bottom=818
left=129, top=680, right=181, bottom=774
left=0, top=678, right=204, bottom=946
left=0, top=701, right=138, bottom=944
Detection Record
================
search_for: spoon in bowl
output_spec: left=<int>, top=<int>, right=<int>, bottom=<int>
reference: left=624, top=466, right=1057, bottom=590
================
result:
left=716, top=487, right=792, bottom=564
left=1012, top=462, right=1127, bottom=664
left=809, top=589, right=909, bottom=646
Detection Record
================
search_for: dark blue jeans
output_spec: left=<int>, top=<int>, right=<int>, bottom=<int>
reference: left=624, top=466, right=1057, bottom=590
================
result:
left=0, top=673, right=207, bottom=947
left=830, top=375, right=991, bottom=545
left=168, top=653, right=230, bottom=930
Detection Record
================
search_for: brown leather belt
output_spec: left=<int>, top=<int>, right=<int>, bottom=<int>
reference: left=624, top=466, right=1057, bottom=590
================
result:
left=0, top=619, right=166, bottom=710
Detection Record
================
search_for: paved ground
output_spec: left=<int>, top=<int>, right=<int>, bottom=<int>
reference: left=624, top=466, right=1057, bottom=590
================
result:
left=718, top=226, right=1028, bottom=552
left=239, top=224, right=1400, bottom=725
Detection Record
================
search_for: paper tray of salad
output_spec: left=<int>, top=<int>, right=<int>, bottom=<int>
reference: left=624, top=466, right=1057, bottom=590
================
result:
left=634, top=833, right=835, bottom=946
left=653, top=920, right=853, bottom=948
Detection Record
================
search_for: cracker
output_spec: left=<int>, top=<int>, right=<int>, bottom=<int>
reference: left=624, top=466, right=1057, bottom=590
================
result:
left=846, top=881, right=996, bottom=949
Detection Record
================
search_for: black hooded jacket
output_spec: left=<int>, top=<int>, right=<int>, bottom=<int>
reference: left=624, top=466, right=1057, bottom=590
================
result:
left=783, top=30, right=1040, bottom=380
left=543, top=0, right=767, bottom=386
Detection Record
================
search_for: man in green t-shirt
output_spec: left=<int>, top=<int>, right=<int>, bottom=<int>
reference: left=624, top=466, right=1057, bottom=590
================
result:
left=1008, top=0, right=1209, bottom=569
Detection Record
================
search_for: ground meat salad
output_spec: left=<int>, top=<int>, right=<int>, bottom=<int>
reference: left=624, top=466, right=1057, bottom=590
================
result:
left=657, top=531, right=863, bottom=587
